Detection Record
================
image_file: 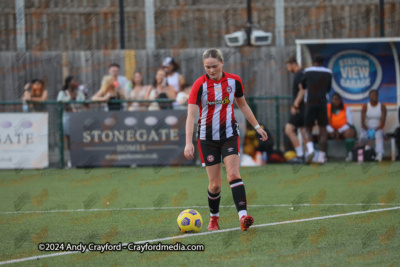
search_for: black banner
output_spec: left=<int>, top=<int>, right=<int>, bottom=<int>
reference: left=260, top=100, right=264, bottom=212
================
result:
left=69, top=110, right=193, bottom=167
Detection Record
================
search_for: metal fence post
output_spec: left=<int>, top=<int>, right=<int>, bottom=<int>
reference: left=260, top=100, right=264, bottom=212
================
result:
left=275, top=96, right=280, bottom=150
left=58, top=102, right=64, bottom=168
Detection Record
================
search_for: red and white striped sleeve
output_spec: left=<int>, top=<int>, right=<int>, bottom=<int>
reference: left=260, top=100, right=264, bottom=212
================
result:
left=227, top=73, right=244, bottom=98
left=188, top=75, right=205, bottom=105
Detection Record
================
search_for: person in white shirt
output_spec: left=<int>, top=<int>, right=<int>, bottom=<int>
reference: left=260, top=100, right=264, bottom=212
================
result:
left=162, top=57, right=186, bottom=93
left=57, top=76, right=86, bottom=167
left=360, top=89, right=387, bottom=161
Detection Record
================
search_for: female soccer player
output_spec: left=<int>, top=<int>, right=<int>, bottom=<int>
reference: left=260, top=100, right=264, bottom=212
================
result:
left=184, top=48, right=268, bottom=231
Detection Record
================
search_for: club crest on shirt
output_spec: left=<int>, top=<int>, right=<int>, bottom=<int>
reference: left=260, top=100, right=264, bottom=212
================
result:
left=226, top=86, right=232, bottom=93
left=207, top=96, right=230, bottom=105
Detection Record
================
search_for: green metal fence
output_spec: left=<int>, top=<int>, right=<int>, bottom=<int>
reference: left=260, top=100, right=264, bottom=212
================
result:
left=248, top=96, right=293, bottom=150
left=0, top=96, right=292, bottom=168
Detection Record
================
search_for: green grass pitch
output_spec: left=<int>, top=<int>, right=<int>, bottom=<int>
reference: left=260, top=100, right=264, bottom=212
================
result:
left=0, top=162, right=399, bottom=266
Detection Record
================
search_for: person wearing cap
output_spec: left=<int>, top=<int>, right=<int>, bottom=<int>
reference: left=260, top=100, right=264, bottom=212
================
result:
left=162, top=57, right=186, bottom=93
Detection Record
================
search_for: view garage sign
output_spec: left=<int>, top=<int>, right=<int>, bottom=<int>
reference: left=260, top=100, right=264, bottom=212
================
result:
left=328, top=50, right=382, bottom=100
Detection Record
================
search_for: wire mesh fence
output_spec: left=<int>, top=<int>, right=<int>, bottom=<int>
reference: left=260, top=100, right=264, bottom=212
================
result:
left=0, top=96, right=291, bottom=168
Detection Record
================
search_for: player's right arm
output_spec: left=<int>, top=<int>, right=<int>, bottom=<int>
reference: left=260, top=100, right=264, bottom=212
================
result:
left=184, top=103, right=197, bottom=160
left=184, top=77, right=203, bottom=161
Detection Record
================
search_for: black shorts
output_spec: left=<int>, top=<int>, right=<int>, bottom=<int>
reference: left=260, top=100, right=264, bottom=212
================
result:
left=304, top=104, right=328, bottom=127
left=288, top=106, right=305, bottom=128
left=198, top=136, right=240, bottom=167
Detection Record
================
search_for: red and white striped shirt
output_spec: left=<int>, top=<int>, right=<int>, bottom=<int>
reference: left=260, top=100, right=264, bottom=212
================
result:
left=188, top=72, right=244, bottom=141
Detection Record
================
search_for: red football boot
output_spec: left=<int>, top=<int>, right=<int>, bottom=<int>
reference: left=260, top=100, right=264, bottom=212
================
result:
left=207, top=216, right=220, bottom=230
left=240, top=215, right=254, bottom=231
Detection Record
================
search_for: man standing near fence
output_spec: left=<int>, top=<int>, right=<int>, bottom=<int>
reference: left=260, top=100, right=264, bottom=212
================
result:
left=294, top=56, right=332, bottom=164
left=284, top=56, right=307, bottom=164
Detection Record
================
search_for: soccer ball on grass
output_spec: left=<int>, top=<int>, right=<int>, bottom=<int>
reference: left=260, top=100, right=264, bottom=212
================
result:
left=177, top=209, right=203, bottom=233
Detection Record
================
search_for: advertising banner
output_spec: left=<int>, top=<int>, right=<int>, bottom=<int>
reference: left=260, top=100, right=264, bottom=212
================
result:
left=0, top=113, right=49, bottom=169
left=69, top=110, right=193, bottom=167
left=306, top=42, right=398, bottom=104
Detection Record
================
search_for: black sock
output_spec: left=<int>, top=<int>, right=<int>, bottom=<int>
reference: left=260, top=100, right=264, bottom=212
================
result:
left=208, top=190, right=221, bottom=215
left=230, top=179, right=247, bottom=212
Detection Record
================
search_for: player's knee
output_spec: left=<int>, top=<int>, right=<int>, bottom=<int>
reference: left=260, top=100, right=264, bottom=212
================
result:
left=375, top=130, right=383, bottom=138
left=208, top=183, right=221, bottom=193
left=284, top=124, right=293, bottom=136
left=346, top=129, right=355, bottom=138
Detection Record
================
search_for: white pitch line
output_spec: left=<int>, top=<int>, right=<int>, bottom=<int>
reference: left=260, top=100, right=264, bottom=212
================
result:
left=1, top=203, right=400, bottom=215
left=0, top=206, right=399, bottom=265
left=0, top=251, right=77, bottom=265
left=131, top=206, right=400, bottom=243
left=1, top=203, right=399, bottom=215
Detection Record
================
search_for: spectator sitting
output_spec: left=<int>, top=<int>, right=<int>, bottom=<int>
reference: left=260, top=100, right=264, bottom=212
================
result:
left=22, top=79, right=48, bottom=111
left=255, top=125, right=274, bottom=157
left=57, top=76, right=86, bottom=166
left=92, top=75, right=125, bottom=111
left=326, top=93, right=356, bottom=161
left=174, top=83, right=191, bottom=109
left=360, top=89, right=387, bottom=161
left=244, top=124, right=280, bottom=163
left=162, top=57, right=186, bottom=94
left=126, top=71, right=147, bottom=111
left=145, top=69, right=176, bottom=110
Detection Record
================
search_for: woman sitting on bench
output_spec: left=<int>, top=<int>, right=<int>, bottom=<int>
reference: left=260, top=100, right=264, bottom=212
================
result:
left=360, top=89, right=387, bottom=162
left=327, top=93, right=356, bottom=161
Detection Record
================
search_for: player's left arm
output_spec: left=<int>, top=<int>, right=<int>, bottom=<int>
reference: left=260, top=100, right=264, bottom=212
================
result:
left=235, top=96, right=268, bottom=141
